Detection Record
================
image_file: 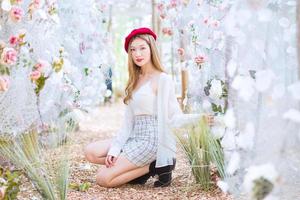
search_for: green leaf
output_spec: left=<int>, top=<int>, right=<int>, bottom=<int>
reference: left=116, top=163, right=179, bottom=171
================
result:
left=69, top=182, right=91, bottom=192
left=34, top=75, right=48, bottom=96
left=78, top=182, right=91, bottom=192
left=59, top=108, right=72, bottom=118
left=84, top=68, right=89, bottom=76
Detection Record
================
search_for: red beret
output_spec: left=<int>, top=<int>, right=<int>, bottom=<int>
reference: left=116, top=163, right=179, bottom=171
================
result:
left=124, top=27, right=157, bottom=53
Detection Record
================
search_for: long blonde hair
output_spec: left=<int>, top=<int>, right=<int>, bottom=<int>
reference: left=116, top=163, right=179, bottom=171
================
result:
left=123, top=34, right=164, bottom=105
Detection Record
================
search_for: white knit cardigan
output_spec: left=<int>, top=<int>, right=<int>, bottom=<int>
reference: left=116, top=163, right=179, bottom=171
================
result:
left=108, top=73, right=200, bottom=167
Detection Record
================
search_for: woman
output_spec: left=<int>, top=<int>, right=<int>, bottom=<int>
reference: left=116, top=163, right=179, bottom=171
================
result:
left=84, top=27, right=205, bottom=188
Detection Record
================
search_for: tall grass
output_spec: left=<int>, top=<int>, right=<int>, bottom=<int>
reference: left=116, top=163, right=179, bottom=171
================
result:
left=0, top=119, right=75, bottom=200
left=176, top=116, right=226, bottom=190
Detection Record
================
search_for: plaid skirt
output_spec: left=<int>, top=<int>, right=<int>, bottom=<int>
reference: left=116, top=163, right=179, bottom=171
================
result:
left=121, top=115, right=158, bottom=167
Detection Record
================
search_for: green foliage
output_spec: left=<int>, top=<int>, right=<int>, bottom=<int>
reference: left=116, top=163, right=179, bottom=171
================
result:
left=58, top=108, right=72, bottom=118
left=69, top=182, right=91, bottom=192
left=0, top=167, right=21, bottom=200
left=83, top=67, right=90, bottom=76
left=52, top=48, right=64, bottom=73
left=34, top=75, right=48, bottom=96
left=252, top=177, right=274, bottom=200
left=0, top=126, right=74, bottom=200
left=0, top=66, right=10, bottom=76
left=52, top=58, right=64, bottom=73
left=204, top=78, right=228, bottom=115
left=176, top=117, right=226, bottom=190
left=211, top=103, right=223, bottom=114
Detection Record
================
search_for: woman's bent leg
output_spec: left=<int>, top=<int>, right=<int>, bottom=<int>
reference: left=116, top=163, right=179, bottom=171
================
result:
left=84, top=139, right=111, bottom=165
left=96, top=155, right=150, bottom=188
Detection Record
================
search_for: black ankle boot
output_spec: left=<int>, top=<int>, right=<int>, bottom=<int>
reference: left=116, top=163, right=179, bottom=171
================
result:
left=128, top=173, right=151, bottom=185
left=153, top=158, right=176, bottom=187
left=128, top=159, right=176, bottom=186
left=128, top=160, right=156, bottom=185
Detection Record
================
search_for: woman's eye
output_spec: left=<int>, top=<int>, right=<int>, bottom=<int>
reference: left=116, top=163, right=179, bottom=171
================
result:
left=141, top=47, right=146, bottom=50
left=131, top=49, right=135, bottom=51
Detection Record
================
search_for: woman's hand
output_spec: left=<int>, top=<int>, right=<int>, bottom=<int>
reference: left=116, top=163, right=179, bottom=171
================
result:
left=105, top=155, right=117, bottom=168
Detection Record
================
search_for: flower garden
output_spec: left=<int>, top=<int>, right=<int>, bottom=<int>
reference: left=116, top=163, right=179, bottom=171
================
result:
left=0, top=0, right=299, bottom=199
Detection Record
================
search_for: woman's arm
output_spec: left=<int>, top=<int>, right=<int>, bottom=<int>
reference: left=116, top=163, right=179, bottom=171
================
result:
left=165, top=75, right=201, bottom=128
left=107, top=104, right=133, bottom=157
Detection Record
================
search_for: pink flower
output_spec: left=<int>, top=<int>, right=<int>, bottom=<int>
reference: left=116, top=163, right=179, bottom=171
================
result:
left=9, top=35, right=23, bottom=46
left=9, top=36, right=18, bottom=46
left=211, top=20, right=220, bottom=28
left=9, top=6, right=24, bottom=22
left=162, top=27, right=173, bottom=36
left=30, top=70, right=41, bottom=81
left=15, top=0, right=23, bottom=4
left=160, top=13, right=166, bottom=19
left=29, top=0, right=40, bottom=12
left=0, top=76, right=10, bottom=92
left=194, top=55, right=206, bottom=66
left=169, top=0, right=177, bottom=8
left=34, top=59, right=49, bottom=72
left=33, top=0, right=41, bottom=8
left=157, top=3, right=164, bottom=12
left=177, top=48, right=185, bottom=56
left=97, top=3, right=106, bottom=12
left=203, top=18, right=210, bottom=25
left=0, top=47, right=17, bottom=66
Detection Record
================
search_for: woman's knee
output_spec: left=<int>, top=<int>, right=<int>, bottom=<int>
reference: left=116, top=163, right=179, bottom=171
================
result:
left=96, top=170, right=113, bottom=188
left=84, top=144, right=96, bottom=163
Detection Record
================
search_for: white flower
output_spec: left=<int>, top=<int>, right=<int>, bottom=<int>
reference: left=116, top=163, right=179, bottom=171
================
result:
left=232, top=75, right=255, bottom=102
left=1, top=0, right=11, bottom=11
left=286, top=1, right=296, bottom=6
left=278, top=17, right=290, bottom=28
left=226, top=151, right=240, bottom=175
left=237, top=122, right=255, bottom=150
left=272, top=84, right=285, bottom=99
left=209, top=79, right=223, bottom=100
left=224, top=109, right=236, bottom=129
left=243, top=163, right=279, bottom=193
left=286, top=46, right=296, bottom=55
left=211, top=126, right=226, bottom=139
left=217, top=180, right=229, bottom=193
left=105, top=89, right=112, bottom=97
left=37, top=10, right=47, bottom=19
left=202, top=99, right=211, bottom=111
left=226, top=59, right=237, bottom=77
left=283, top=109, right=300, bottom=123
left=236, top=9, right=251, bottom=26
left=255, top=69, right=276, bottom=92
left=221, top=129, right=236, bottom=150
left=287, top=81, right=300, bottom=100
left=258, top=9, right=272, bottom=22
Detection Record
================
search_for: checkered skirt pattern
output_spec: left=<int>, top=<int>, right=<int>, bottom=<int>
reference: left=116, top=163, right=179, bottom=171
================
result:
left=121, top=115, right=158, bottom=167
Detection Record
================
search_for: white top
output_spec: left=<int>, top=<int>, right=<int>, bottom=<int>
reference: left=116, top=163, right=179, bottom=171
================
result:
left=131, top=80, right=156, bottom=116
left=108, top=73, right=201, bottom=167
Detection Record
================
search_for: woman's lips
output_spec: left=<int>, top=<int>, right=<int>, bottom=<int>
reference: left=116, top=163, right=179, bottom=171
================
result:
left=136, top=58, right=144, bottom=62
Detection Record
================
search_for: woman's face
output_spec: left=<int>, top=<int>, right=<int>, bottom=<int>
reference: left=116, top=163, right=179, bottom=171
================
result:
left=130, top=37, right=151, bottom=67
